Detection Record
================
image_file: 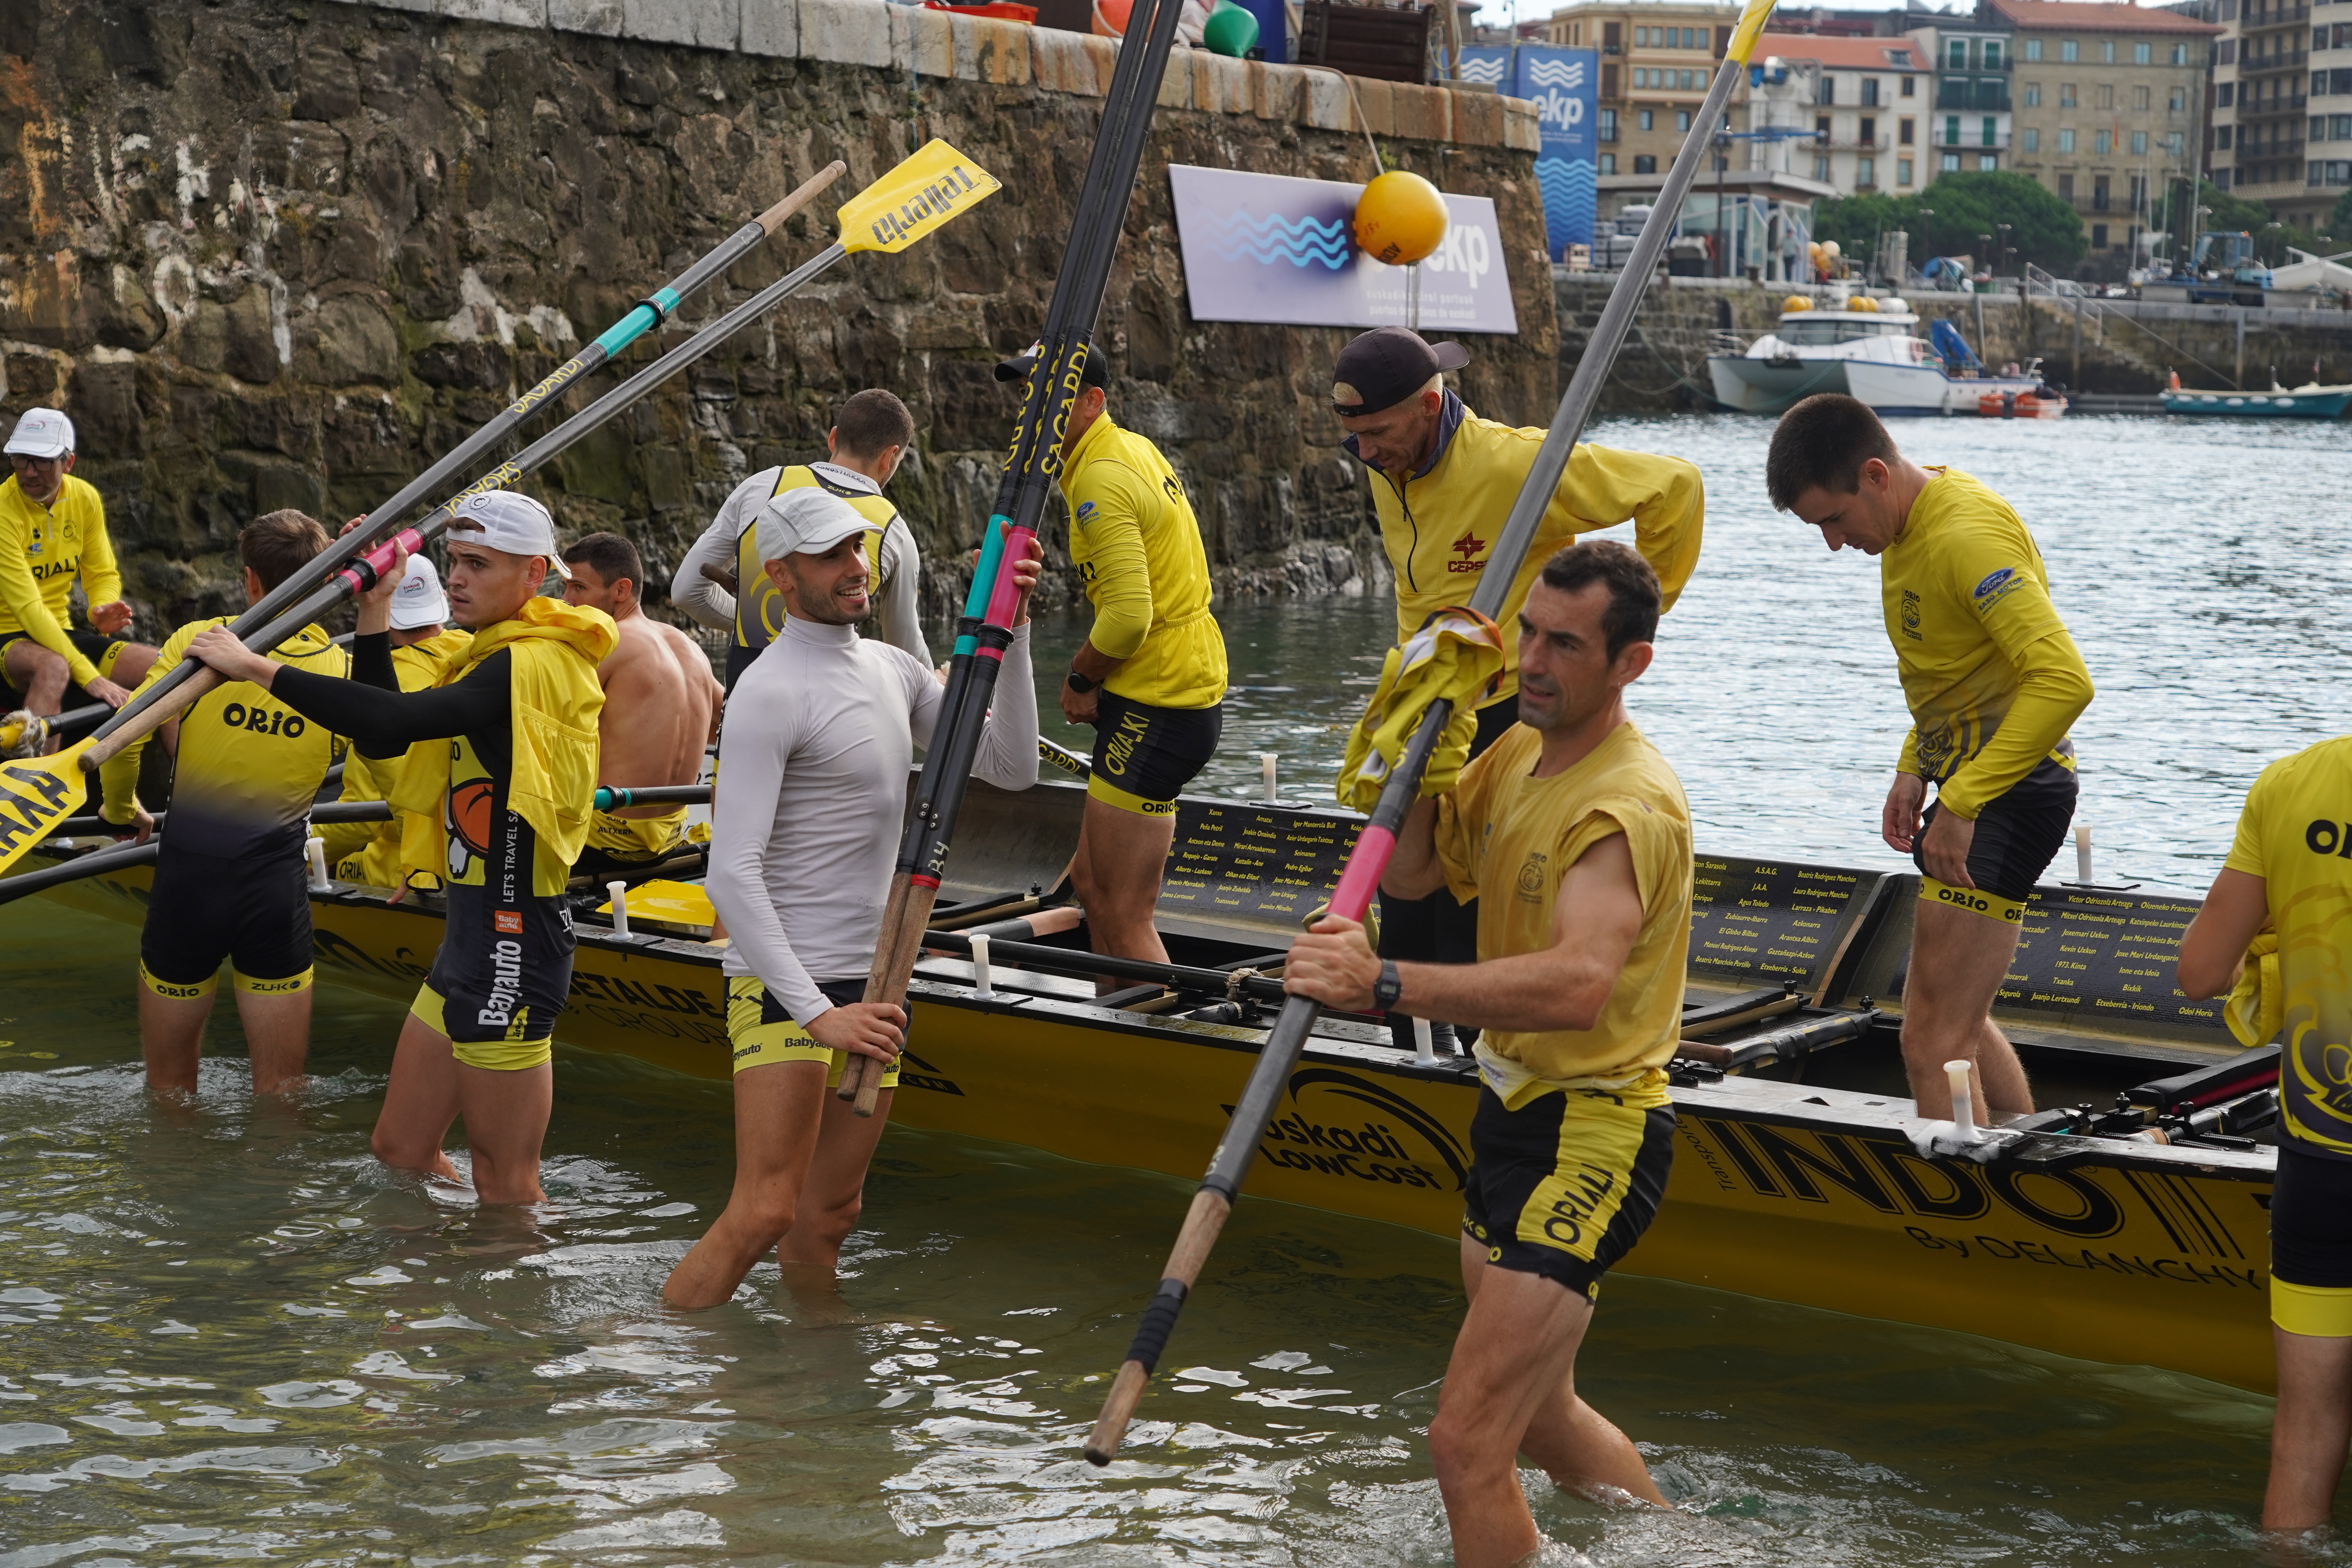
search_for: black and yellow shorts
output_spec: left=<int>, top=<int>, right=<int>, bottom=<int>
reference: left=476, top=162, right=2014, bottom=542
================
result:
left=414, top=886, right=574, bottom=1070
left=2270, top=1143, right=2352, bottom=1336
left=1462, top=1071, right=1675, bottom=1302
left=0, top=628, right=131, bottom=699
left=1915, top=752, right=2078, bottom=924
left=1087, top=692, right=1222, bottom=817
left=727, top=976, right=903, bottom=1088
left=139, top=844, right=314, bottom=1000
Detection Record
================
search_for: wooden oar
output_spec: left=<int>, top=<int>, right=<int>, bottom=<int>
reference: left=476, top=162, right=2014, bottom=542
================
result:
left=1082, top=0, right=1789, bottom=1465
left=837, top=0, right=1187, bottom=1118
left=0, top=142, right=1000, bottom=880
left=89, top=165, right=846, bottom=751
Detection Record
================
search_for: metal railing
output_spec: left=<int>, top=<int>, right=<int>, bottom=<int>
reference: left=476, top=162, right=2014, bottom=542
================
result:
left=1936, top=126, right=2013, bottom=148
left=2022, top=263, right=2244, bottom=389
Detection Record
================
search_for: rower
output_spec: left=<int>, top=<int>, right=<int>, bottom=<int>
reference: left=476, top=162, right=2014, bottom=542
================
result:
left=996, top=340, right=1225, bottom=988
left=188, top=492, right=616, bottom=1204
left=316, top=554, right=471, bottom=890
left=2181, top=736, right=2352, bottom=1533
left=1329, top=328, right=1702, bottom=1053
left=1286, top=541, right=1692, bottom=1557
left=663, top=488, right=1040, bottom=1311
left=1768, top=394, right=2092, bottom=1121
left=93, top=511, right=352, bottom=1095
left=0, top=408, right=159, bottom=731
left=560, top=532, right=722, bottom=879
left=671, top=388, right=927, bottom=690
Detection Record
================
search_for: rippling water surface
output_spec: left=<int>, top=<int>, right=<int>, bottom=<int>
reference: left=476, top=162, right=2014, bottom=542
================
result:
left=4, top=414, right=2348, bottom=1564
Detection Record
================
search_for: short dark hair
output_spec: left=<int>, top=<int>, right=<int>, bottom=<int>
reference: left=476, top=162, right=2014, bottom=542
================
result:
left=833, top=388, right=915, bottom=463
left=1536, top=539, right=1659, bottom=661
left=561, top=531, right=643, bottom=593
left=1766, top=394, right=1898, bottom=512
left=241, top=510, right=332, bottom=593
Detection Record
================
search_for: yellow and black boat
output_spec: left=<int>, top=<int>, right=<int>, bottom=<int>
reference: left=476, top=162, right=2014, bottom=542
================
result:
left=21, top=773, right=2281, bottom=1392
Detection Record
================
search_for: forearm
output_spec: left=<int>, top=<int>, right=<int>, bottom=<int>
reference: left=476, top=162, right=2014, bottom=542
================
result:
left=971, top=625, right=1040, bottom=788
left=1378, top=797, right=1445, bottom=900
left=1392, top=948, right=1620, bottom=1034
left=1070, top=640, right=1126, bottom=684
left=1933, top=640, right=2093, bottom=819
left=672, top=523, right=737, bottom=631
left=273, top=655, right=505, bottom=753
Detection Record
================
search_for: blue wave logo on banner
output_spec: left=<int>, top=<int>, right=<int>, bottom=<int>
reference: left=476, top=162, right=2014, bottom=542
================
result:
left=1523, top=55, right=1586, bottom=89
left=1535, top=159, right=1596, bottom=254
left=1455, top=50, right=1509, bottom=84
left=1205, top=211, right=1353, bottom=270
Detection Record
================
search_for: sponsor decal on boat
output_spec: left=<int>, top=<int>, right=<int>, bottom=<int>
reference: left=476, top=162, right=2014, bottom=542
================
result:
left=1234, top=1068, right=1471, bottom=1192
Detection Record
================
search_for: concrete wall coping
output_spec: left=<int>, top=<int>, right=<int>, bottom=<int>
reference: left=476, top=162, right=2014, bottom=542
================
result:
left=364, top=0, right=1542, bottom=152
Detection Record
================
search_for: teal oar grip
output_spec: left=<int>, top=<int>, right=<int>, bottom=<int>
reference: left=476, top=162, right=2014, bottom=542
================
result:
left=954, top=517, right=1009, bottom=656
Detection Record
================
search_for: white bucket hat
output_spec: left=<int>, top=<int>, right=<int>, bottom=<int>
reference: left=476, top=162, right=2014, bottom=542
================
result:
left=388, top=554, right=451, bottom=630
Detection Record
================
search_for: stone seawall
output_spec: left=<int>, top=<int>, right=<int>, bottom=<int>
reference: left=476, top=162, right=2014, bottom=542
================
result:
left=0, top=0, right=1556, bottom=634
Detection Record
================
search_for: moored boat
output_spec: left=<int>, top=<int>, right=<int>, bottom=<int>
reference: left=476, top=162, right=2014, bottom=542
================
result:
left=18, top=772, right=2281, bottom=1393
left=2160, top=381, right=2352, bottom=419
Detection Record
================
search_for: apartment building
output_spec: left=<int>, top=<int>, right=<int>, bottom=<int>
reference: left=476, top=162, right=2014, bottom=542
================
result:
left=1543, top=0, right=1745, bottom=180
left=1988, top=0, right=2220, bottom=259
left=1909, top=15, right=2016, bottom=174
left=2209, top=0, right=2348, bottom=228
left=1750, top=32, right=1933, bottom=194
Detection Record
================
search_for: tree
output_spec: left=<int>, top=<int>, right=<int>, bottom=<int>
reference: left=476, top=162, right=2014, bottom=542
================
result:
left=2152, top=178, right=2269, bottom=238
left=1811, top=172, right=2085, bottom=276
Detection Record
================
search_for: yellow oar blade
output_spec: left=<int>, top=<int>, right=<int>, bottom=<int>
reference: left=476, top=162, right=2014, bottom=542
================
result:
left=837, top=139, right=1002, bottom=255
left=0, top=740, right=94, bottom=877
left=1727, top=0, right=1780, bottom=64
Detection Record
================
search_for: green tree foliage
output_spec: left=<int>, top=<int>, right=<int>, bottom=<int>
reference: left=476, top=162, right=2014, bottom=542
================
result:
left=1812, top=172, right=2085, bottom=274
left=2151, top=178, right=2269, bottom=238
left=2332, top=188, right=2352, bottom=242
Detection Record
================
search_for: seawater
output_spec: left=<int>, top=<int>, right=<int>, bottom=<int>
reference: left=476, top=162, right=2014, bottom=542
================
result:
left=2, top=412, right=2346, bottom=1565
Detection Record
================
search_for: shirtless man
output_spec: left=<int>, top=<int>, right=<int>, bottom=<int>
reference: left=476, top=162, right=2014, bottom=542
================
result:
left=561, top=532, right=723, bottom=880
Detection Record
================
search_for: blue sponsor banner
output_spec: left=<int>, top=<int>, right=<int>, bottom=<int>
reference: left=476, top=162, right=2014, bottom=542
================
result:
left=1167, top=165, right=1518, bottom=334
left=1455, top=45, right=1511, bottom=89
left=1512, top=46, right=1598, bottom=256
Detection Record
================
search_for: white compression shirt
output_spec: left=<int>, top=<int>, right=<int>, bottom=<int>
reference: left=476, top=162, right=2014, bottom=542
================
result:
left=708, top=614, right=1038, bottom=1025
left=671, top=462, right=930, bottom=664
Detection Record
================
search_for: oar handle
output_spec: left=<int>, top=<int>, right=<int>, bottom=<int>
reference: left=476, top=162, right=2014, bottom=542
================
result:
left=80, top=667, right=224, bottom=772
left=757, top=160, right=847, bottom=233
left=840, top=871, right=940, bottom=1116
left=1084, top=1187, right=1233, bottom=1463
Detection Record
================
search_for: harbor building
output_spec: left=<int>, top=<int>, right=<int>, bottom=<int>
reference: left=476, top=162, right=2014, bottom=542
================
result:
left=2206, top=0, right=2345, bottom=230
left=1543, top=0, right=1746, bottom=180
left=1749, top=31, right=1934, bottom=195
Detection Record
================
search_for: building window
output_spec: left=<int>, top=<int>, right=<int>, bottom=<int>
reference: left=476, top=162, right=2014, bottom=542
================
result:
left=1677, top=110, right=1692, bottom=131
left=1599, top=152, right=1617, bottom=174
left=2022, top=127, right=2040, bottom=151
left=1599, top=107, right=1617, bottom=142
left=1983, top=115, right=1997, bottom=146
left=2166, top=131, right=2184, bottom=155
left=1639, top=109, right=1655, bottom=131
left=2100, top=40, right=2115, bottom=63
left=1818, top=114, right=1833, bottom=141
left=1984, top=40, right=2002, bottom=69
left=1900, top=117, right=1915, bottom=143
left=2218, top=124, right=2234, bottom=148
left=1860, top=116, right=1877, bottom=143
left=2096, top=84, right=2114, bottom=111
left=2171, top=87, right=2186, bottom=112
left=2171, top=44, right=2187, bottom=65
left=1942, top=152, right=1962, bottom=171
left=2094, top=174, right=2111, bottom=208
left=2219, top=82, right=2234, bottom=107
left=1862, top=77, right=1881, bottom=107
left=2219, top=39, right=2234, bottom=66
left=2025, top=38, right=2043, bottom=62
left=2095, top=129, right=2112, bottom=156
left=2134, top=42, right=2151, bottom=65
left=1859, top=156, right=1877, bottom=186
left=1898, top=157, right=1914, bottom=184
left=1602, top=64, right=1618, bottom=97
left=1633, top=154, right=1657, bottom=174
left=2024, top=82, right=2041, bottom=107
left=2216, top=167, right=2231, bottom=189
left=2059, top=172, right=2075, bottom=198
left=1978, top=153, right=1997, bottom=171
left=1946, top=114, right=1960, bottom=145
left=2134, top=85, right=2150, bottom=111
left=2059, top=128, right=2076, bottom=152
left=2132, top=129, right=2149, bottom=154
left=1901, top=74, right=1915, bottom=96
left=2061, top=39, right=2078, bottom=63
left=2061, top=82, right=2077, bottom=107
left=1948, top=38, right=1967, bottom=69
left=2092, top=222, right=2109, bottom=247
left=1814, top=154, right=1831, bottom=179
left=1820, top=76, right=1836, bottom=105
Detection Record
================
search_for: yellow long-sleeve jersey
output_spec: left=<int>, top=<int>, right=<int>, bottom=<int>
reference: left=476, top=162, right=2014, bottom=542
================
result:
left=0, top=474, right=120, bottom=688
left=1058, top=415, right=1226, bottom=710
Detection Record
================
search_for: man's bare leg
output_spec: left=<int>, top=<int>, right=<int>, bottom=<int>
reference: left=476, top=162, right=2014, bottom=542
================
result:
left=453, top=1058, right=554, bottom=1204
left=230, top=985, right=311, bottom=1094
left=2267, top=1327, right=2352, bottom=1533
left=108, top=643, right=158, bottom=690
left=1070, top=797, right=1175, bottom=992
left=776, top=1086, right=896, bottom=1316
left=138, top=986, right=216, bottom=1095
left=664, top=1060, right=829, bottom=1309
left=1901, top=899, right=2032, bottom=1119
left=1428, top=1236, right=1662, bottom=1567
left=4, top=640, right=67, bottom=717
left=370, top=1013, right=466, bottom=1185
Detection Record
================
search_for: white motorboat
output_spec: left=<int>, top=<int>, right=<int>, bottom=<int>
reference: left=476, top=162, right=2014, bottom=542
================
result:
left=1705, top=296, right=1925, bottom=414
left=1842, top=318, right=2065, bottom=417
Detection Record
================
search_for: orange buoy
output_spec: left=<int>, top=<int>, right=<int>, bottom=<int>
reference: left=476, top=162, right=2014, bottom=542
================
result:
left=1354, top=171, right=1450, bottom=266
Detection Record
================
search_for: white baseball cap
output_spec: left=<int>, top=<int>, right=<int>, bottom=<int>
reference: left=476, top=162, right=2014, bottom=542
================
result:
left=388, top=554, right=450, bottom=630
left=445, top=490, right=570, bottom=580
left=5, top=408, right=75, bottom=459
left=755, top=486, right=869, bottom=566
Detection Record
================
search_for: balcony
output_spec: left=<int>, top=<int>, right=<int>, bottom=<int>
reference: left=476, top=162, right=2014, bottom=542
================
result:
left=1937, top=82, right=2014, bottom=112
left=2242, top=3, right=2311, bottom=28
left=1936, top=125, right=2013, bottom=149
left=2239, top=138, right=2308, bottom=160
left=1819, top=136, right=1893, bottom=152
left=2239, top=93, right=2312, bottom=116
left=2241, top=49, right=2310, bottom=73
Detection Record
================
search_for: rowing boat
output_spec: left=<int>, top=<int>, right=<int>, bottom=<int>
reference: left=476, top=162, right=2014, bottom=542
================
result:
left=19, top=774, right=2279, bottom=1392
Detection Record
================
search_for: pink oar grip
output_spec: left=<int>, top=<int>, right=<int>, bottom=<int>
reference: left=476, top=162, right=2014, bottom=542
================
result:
left=1325, top=826, right=1396, bottom=924
left=338, top=528, right=425, bottom=592
left=981, top=525, right=1035, bottom=627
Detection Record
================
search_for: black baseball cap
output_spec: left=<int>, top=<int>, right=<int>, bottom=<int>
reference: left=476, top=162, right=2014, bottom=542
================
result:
left=994, top=340, right=1109, bottom=390
left=1331, top=327, right=1469, bottom=417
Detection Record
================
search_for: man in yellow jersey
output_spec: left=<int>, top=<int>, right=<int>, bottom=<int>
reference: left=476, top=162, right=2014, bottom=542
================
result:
left=1286, top=542, right=1690, bottom=1565
left=561, top=531, right=722, bottom=878
left=995, top=341, right=1226, bottom=980
left=671, top=389, right=926, bottom=688
left=1329, top=328, right=1702, bottom=1053
left=2182, top=741, right=2352, bottom=1532
left=316, top=555, right=471, bottom=890
left=96, top=511, right=349, bottom=1095
left=1768, top=394, right=2093, bottom=1121
left=0, top=408, right=158, bottom=724
left=189, top=493, right=614, bottom=1205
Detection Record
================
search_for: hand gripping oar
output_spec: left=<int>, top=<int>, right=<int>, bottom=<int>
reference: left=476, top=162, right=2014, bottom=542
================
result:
left=90, top=163, right=849, bottom=750
left=836, top=0, right=1189, bottom=1119
left=0, top=142, right=1000, bottom=879
left=1081, top=0, right=1785, bottom=1466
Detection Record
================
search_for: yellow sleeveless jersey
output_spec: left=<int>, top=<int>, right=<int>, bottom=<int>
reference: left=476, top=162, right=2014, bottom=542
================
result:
left=733, top=466, right=895, bottom=653
left=1058, top=416, right=1225, bottom=710
left=2223, top=735, right=2352, bottom=1157
left=0, top=474, right=120, bottom=688
left=320, top=628, right=472, bottom=887
left=97, top=618, right=349, bottom=857
left=1880, top=468, right=2093, bottom=820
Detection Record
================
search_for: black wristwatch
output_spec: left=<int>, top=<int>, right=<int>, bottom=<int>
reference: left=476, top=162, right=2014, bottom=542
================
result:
left=1065, top=668, right=1099, bottom=695
left=1373, top=959, right=1403, bottom=1010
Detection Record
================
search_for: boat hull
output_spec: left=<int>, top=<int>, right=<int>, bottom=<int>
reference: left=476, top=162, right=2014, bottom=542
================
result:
left=32, top=850, right=2280, bottom=1395
left=2162, top=387, right=2352, bottom=418
left=1706, top=355, right=1851, bottom=414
